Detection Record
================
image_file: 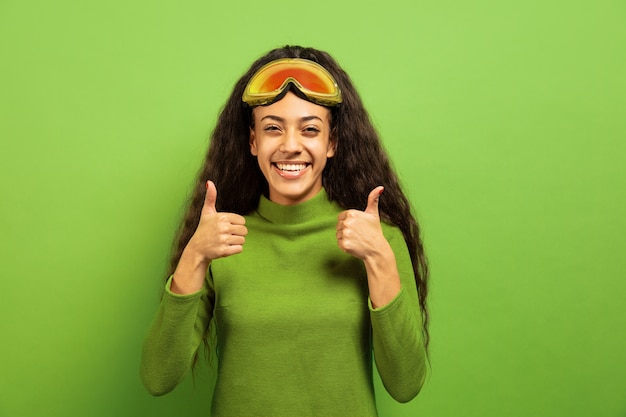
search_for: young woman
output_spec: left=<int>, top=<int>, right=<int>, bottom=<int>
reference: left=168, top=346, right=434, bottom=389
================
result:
left=141, top=45, right=429, bottom=417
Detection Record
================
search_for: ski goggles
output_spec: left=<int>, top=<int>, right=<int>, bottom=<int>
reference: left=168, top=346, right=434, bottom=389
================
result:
left=242, top=58, right=342, bottom=107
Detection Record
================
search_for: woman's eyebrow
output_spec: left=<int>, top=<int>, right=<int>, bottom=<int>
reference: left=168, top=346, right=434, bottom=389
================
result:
left=260, top=115, right=284, bottom=122
left=300, top=116, right=323, bottom=123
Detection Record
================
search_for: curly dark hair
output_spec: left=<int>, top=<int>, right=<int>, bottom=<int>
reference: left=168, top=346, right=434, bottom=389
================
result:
left=168, top=45, right=430, bottom=351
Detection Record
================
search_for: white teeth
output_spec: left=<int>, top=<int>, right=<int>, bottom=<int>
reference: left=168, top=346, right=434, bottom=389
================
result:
left=276, top=163, right=307, bottom=172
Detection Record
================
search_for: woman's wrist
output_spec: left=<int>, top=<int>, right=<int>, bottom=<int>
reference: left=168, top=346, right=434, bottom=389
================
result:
left=363, top=245, right=402, bottom=308
left=171, top=248, right=210, bottom=295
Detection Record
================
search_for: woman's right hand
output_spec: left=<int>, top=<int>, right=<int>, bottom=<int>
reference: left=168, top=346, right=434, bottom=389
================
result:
left=171, top=180, right=247, bottom=294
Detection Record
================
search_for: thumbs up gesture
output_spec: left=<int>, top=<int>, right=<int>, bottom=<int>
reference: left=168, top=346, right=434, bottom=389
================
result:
left=172, top=181, right=247, bottom=294
left=336, top=186, right=386, bottom=260
left=192, top=180, right=248, bottom=260
left=336, top=186, right=403, bottom=308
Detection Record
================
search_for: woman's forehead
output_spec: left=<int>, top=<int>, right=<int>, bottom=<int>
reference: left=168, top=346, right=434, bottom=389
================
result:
left=252, top=92, right=331, bottom=123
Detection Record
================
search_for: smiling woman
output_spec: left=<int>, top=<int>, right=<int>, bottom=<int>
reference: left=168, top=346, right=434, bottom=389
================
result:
left=250, top=92, right=336, bottom=205
left=140, top=45, right=430, bottom=417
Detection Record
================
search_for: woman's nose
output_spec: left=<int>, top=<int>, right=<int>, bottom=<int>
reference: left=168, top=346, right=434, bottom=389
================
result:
left=279, top=130, right=303, bottom=153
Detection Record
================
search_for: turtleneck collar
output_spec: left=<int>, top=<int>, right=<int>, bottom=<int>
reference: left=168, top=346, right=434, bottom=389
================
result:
left=256, top=188, right=340, bottom=225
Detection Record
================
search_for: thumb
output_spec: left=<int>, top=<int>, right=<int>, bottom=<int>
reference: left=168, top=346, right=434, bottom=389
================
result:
left=365, top=186, right=384, bottom=217
left=204, top=180, right=218, bottom=214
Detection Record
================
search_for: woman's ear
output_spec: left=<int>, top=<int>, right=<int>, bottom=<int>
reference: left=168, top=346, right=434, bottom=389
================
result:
left=249, top=128, right=258, bottom=156
left=327, top=133, right=337, bottom=158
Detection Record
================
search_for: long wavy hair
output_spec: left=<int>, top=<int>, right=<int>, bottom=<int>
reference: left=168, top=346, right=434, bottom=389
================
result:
left=168, top=45, right=430, bottom=351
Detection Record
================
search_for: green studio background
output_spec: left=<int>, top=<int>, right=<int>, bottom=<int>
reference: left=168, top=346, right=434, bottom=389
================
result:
left=1, top=1, right=625, bottom=416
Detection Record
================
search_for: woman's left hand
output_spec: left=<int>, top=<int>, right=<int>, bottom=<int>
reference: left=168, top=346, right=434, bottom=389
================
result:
left=336, top=186, right=387, bottom=260
left=336, top=186, right=402, bottom=307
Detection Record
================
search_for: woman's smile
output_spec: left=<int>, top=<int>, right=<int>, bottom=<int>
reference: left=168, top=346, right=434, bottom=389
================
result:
left=273, top=162, right=310, bottom=178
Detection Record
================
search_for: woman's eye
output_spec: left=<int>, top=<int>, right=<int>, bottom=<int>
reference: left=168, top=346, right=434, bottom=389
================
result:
left=304, top=127, right=320, bottom=134
left=264, top=125, right=280, bottom=132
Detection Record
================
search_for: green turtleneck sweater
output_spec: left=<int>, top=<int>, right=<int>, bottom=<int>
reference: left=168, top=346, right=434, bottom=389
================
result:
left=141, top=189, right=426, bottom=416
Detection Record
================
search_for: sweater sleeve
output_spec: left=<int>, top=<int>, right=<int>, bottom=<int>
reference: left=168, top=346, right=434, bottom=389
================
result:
left=369, top=225, right=427, bottom=403
left=140, top=275, right=214, bottom=396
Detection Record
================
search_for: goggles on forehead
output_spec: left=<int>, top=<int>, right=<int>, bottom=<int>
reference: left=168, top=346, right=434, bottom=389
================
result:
left=242, top=58, right=342, bottom=107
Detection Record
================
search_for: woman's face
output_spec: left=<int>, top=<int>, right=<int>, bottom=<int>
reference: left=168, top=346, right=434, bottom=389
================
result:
left=250, top=91, right=335, bottom=205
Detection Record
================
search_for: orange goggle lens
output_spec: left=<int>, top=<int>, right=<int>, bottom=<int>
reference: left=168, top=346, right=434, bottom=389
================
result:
left=243, top=58, right=342, bottom=107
